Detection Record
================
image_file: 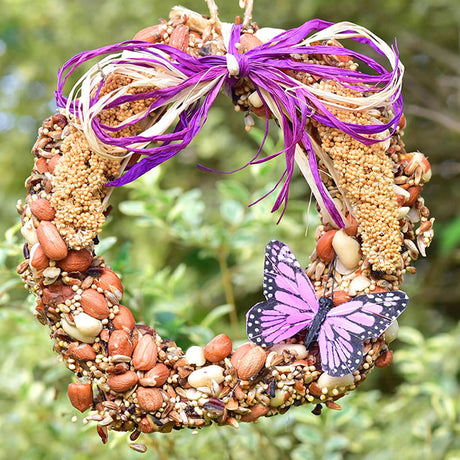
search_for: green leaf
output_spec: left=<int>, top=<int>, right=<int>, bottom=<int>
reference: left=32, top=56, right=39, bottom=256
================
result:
left=169, top=189, right=204, bottom=227
left=200, top=304, right=234, bottom=328
left=325, top=434, right=349, bottom=452
left=291, top=445, right=319, bottom=460
left=398, top=326, right=425, bottom=346
left=431, top=394, right=457, bottom=423
left=217, top=180, right=249, bottom=202
left=293, top=424, right=322, bottom=443
left=118, top=200, right=146, bottom=216
left=220, top=199, right=244, bottom=226
left=96, top=236, right=117, bottom=254
left=439, top=215, right=460, bottom=255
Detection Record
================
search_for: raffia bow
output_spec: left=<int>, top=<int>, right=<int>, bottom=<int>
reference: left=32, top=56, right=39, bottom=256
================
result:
left=55, top=17, right=403, bottom=226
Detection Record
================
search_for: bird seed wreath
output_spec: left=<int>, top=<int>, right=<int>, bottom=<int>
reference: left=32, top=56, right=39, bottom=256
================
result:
left=17, top=0, right=434, bottom=452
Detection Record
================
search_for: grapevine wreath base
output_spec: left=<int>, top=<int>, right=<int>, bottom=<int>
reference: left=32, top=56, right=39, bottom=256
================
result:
left=17, top=1, right=434, bottom=452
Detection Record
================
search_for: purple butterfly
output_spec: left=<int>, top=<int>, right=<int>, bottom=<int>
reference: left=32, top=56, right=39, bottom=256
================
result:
left=246, top=240, right=408, bottom=377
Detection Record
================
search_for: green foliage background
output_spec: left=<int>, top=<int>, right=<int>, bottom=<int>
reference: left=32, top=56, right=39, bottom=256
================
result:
left=1, top=0, right=460, bottom=459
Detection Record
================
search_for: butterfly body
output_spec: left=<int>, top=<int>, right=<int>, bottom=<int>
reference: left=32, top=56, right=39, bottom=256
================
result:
left=304, top=296, right=333, bottom=349
left=246, top=240, right=409, bottom=377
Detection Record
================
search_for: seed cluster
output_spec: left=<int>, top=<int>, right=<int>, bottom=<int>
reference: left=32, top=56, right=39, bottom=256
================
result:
left=316, top=82, right=401, bottom=273
left=97, top=73, right=156, bottom=140
left=50, top=128, right=120, bottom=249
left=313, top=84, right=401, bottom=273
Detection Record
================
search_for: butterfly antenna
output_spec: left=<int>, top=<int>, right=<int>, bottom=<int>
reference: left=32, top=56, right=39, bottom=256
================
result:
left=322, top=253, right=337, bottom=299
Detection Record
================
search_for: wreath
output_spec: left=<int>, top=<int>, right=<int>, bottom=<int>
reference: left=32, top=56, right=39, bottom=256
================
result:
left=17, top=0, right=434, bottom=452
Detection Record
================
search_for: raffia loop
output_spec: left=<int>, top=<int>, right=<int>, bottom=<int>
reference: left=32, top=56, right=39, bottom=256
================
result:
left=55, top=17, right=404, bottom=224
left=300, top=22, right=404, bottom=113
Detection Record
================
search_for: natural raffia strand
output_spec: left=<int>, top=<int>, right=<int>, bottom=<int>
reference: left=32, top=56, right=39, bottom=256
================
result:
left=17, top=4, right=433, bottom=449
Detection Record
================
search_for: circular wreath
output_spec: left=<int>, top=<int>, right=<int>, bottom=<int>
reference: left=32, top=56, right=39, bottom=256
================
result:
left=18, top=1, right=434, bottom=452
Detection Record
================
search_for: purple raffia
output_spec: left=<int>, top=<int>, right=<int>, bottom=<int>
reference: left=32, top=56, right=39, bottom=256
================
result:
left=55, top=19, right=403, bottom=227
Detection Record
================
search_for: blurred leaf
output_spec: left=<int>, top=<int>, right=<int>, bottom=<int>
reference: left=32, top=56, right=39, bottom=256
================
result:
left=220, top=199, right=244, bottom=226
left=398, top=326, right=425, bottom=346
left=118, top=200, right=146, bottom=216
left=293, top=424, right=322, bottom=443
left=217, top=180, right=249, bottom=202
left=96, top=236, right=117, bottom=254
left=439, top=215, right=460, bottom=255
left=200, top=303, right=234, bottom=328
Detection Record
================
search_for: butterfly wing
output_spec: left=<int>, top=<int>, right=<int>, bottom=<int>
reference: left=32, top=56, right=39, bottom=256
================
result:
left=317, top=290, right=409, bottom=377
left=246, top=240, right=319, bottom=347
left=247, top=298, right=314, bottom=346
left=263, top=240, right=319, bottom=312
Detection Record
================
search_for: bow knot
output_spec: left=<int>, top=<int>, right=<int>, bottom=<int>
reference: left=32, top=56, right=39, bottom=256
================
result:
left=225, top=25, right=251, bottom=79
left=226, top=52, right=250, bottom=78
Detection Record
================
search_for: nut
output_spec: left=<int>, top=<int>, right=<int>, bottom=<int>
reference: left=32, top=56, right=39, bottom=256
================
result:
left=344, top=214, right=358, bottom=236
left=204, top=334, right=233, bottom=362
left=230, top=342, right=255, bottom=369
left=139, top=363, right=170, bottom=387
left=239, top=404, right=269, bottom=422
left=108, top=330, right=133, bottom=357
left=417, top=220, right=432, bottom=235
left=316, top=230, right=337, bottom=262
left=248, top=91, right=264, bottom=108
left=138, top=417, right=155, bottom=433
left=80, top=289, right=110, bottom=319
left=16, top=260, right=29, bottom=274
left=348, top=275, right=371, bottom=296
left=375, top=350, right=393, bottom=368
left=269, top=343, right=308, bottom=359
left=316, top=372, right=354, bottom=391
left=238, top=33, right=263, bottom=53
left=132, top=334, right=157, bottom=371
left=36, top=221, right=68, bottom=260
left=35, top=157, right=49, bottom=173
left=42, top=281, right=74, bottom=306
left=185, top=346, right=206, bottom=367
left=332, top=290, right=352, bottom=306
left=332, top=229, right=361, bottom=270
left=30, top=198, right=56, bottom=221
left=169, top=24, right=189, bottom=52
left=29, top=243, right=50, bottom=272
left=398, top=113, right=406, bottom=130
left=136, top=387, right=164, bottom=412
left=58, top=249, right=93, bottom=272
left=133, top=24, right=163, bottom=42
left=235, top=346, right=266, bottom=380
left=21, top=219, right=38, bottom=245
left=68, top=383, right=93, bottom=412
left=406, top=186, right=422, bottom=206
left=42, top=266, right=60, bottom=285
left=113, top=305, right=136, bottom=333
left=107, top=371, right=139, bottom=393
left=96, top=268, right=123, bottom=296
left=67, top=342, right=97, bottom=361
left=187, top=365, right=225, bottom=388
left=73, top=312, right=103, bottom=337
left=100, top=328, right=110, bottom=342
left=47, top=154, right=61, bottom=173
